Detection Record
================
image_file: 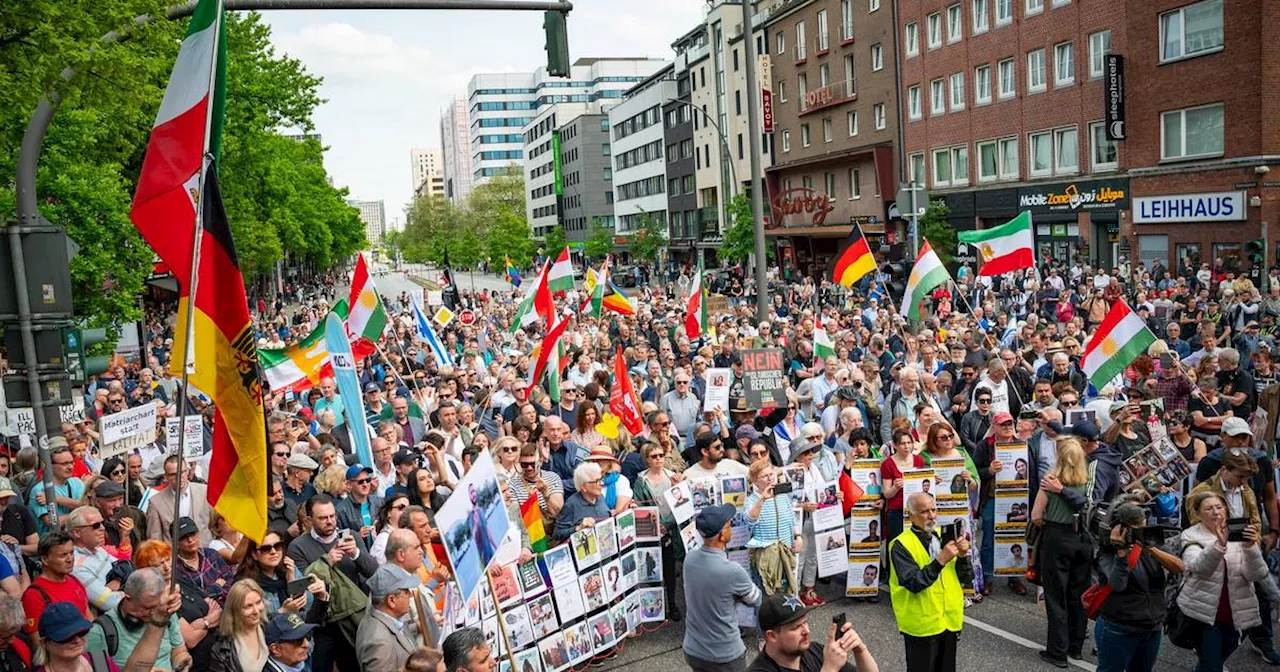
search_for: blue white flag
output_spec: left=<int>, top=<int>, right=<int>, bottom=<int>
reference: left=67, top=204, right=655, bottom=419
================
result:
left=413, top=300, right=455, bottom=369
left=323, top=314, right=373, bottom=466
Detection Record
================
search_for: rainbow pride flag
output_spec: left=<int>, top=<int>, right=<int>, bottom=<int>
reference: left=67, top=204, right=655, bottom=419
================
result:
left=505, top=256, right=521, bottom=287
left=520, top=493, right=548, bottom=552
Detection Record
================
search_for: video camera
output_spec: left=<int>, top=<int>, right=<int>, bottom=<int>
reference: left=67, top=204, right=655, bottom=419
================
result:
left=1086, top=498, right=1180, bottom=550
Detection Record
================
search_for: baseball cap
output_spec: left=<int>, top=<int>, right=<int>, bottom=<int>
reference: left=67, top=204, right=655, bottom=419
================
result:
left=345, top=464, right=374, bottom=480
left=287, top=453, right=320, bottom=471
left=39, top=602, right=94, bottom=643
left=757, top=592, right=814, bottom=632
left=1222, top=416, right=1254, bottom=437
left=992, top=411, right=1014, bottom=425
left=393, top=450, right=418, bottom=467
left=367, top=564, right=421, bottom=598
left=364, top=382, right=381, bottom=394
left=735, top=425, right=760, bottom=441
left=95, top=480, right=125, bottom=499
left=0, top=477, right=16, bottom=499
left=175, top=516, right=199, bottom=540
left=1048, top=419, right=1100, bottom=441
left=694, top=504, right=737, bottom=538
left=265, top=612, right=318, bottom=643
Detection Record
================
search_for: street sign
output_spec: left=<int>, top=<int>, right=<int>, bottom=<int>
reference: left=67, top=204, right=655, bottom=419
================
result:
left=895, top=183, right=929, bottom=217
left=459, top=309, right=476, bottom=326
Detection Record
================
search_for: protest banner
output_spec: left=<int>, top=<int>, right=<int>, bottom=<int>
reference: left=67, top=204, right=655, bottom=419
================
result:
left=703, top=368, right=731, bottom=413
left=741, top=349, right=787, bottom=409
left=929, top=458, right=969, bottom=500
left=995, top=443, right=1029, bottom=486
left=436, top=448, right=512, bottom=602
left=995, top=489, right=1030, bottom=531
left=994, top=534, right=1029, bottom=576
left=849, top=459, right=883, bottom=501
left=99, top=403, right=158, bottom=459
left=1120, top=436, right=1192, bottom=497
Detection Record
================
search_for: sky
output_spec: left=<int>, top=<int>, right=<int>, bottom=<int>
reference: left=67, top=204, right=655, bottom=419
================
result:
left=263, top=1, right=707, bottom=227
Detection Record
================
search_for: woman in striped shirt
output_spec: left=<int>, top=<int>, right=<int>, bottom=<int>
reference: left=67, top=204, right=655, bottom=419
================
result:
left=743, top=459, right=800, bottom=596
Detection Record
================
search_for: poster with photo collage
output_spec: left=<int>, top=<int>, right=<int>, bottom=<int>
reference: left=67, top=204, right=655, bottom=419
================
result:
left=993, top=442, right=1028, bottom=578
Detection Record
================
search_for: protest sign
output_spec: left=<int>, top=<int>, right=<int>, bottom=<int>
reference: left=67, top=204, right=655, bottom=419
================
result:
left=995, top=489, right=1029, bottom=531
left=994, top=534, right=1029, bottom=576
left=849, top=459, right=883, bottom=501
left=165, top=415, right=204, bottom=461
left=703, top=368, right=731, bottom=413
left=99, top=404, right=158, bottom=459
left=847, top=508, right=882, bottom=551
left=1120, top=437, right=1192, bottom=496
left=436, top=448, right=512, bottom=602
left=816, top=525, right=849, bottom=577
left=663, top=482, right=695, bottom=524
left=930, top=458, right=970, bottom=499
left=721, top=476, right=747, bottom=507
left=995, top=443, right=1029, bottom=486
left=741, top=349, right=787, bottom=409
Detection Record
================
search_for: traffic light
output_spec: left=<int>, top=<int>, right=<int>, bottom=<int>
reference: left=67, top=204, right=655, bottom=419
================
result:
left=544, top=10, right=570, bottom=78
left=64, top=326, right=111, bottom=385
left=1247, top=238, right=1265, bottom=266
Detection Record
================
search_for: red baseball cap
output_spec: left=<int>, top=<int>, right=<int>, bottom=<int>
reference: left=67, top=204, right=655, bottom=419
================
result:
left=992, top=411, right=1014, bottom=425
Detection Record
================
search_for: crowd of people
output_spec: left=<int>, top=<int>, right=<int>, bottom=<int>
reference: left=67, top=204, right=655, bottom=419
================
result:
left=1, top=251, right=1280, bottom=672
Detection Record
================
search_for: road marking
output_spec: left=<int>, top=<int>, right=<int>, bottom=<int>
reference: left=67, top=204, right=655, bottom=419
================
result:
left=965, top=615, right=1097, bottom=671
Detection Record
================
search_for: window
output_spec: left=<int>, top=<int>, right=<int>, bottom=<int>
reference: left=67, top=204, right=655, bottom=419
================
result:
left=796, top=21, right=807, bottom=60
left=1026, top=0, right=1043, bottom=15
left=1088, top=31, right=1111, bottom=79
left=1161, top=0, right=1223, bottom=62
left=847, top=110, right=859, bottom=136
left=841, top=0, right=854, bottom=41
left=905, top=22, right=920, bottom=57
left=798, top=73, right=808, bottom=102
left=820, top=64, right=830, bottom=87
left=953, top=146, right=970, bottom=185
left=1052, top=0, right=1070, bottom=6
left=928, top=13, right=942, bottom=49
left=801, top=123, right=811, bottom=147
left=1054, top=126, right=1078, bottom=173
left=908, top=85, right=922, bottom=119
left=1029, top=131, right=1052, bottom=176
left=999, top=137, right=1018, bottom=179
left=777, top=31, right=786, bottom=55
left=874, top=104, right=886, bottom=130
left=1054, top=41, right=1074, bottom=86
left=978, top=140, right=999, bottom=181
left=843, top=55, right=856, bottom=91
left=1090, top=122, right=1118, bottom=171
left=735, top=90, right=742, bottom=115
left=871, top=44, right=884, bottom=71
left=998, top=58, right=1015, bottom=98
left=870, top=0, right=880, bottom=11
left=932, top=147, right=969, bottom=187
left=782, top=130, right=791, bottom=152
left=974, top=65, right=992, bottom=104
left=949, top=72, right=965, bottom=110
left=1161, top=103, right=1224, bottom=160
left=817, top=10, right=829, bottom=52
left=848, top=169, right=862, bottom=199
left=1027, top=48, right=1046, bottom=92
left=908, top=152, right=926, bottom=184
left=823, top=118, right=833, bottom=142
left=933, top=148, right=952, bottom=187
left=733, top=49, right=740, bottom=72
left=996, top=0, right=1013, bottom=25
left=669, top=178, right=680, bottom=195
left=825, top=172, right=837, bottom=196
left=931, top=78, right=946, bottom=115
left=972, top=0, right=989, bottom=33
left=947, top=4, right=963, bottom=43
left=802, top=176, right=813, bottom=189
left=779, top=81, right=788, bottom=103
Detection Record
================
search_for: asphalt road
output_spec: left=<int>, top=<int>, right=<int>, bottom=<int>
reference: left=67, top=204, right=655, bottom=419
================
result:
left=587, top=580, right=1277, bottom=672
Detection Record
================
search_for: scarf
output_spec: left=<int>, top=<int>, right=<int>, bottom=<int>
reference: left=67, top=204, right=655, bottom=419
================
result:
left=603, top=472, right=620, bottom=510
left=255, top=567, right=288, bottom=602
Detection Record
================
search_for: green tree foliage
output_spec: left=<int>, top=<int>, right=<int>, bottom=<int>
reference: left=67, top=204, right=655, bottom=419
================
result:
left=401, top=164, right=533, bottom=269
left=720, top=194, right=773, bottom=265
left=919, top=199, right=956, bottom=267
left=627, top=215, right=667, bottom=264
left=0, top=5, right=357, bottom=331
left=401, top=195, right=464, bottom=264
left=584, top=217, right=613, bottom=261
left=542, top=225, right=567, bottom=257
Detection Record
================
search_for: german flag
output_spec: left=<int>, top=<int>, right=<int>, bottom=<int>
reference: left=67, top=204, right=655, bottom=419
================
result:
left=831, top=225, right=876, bottom=287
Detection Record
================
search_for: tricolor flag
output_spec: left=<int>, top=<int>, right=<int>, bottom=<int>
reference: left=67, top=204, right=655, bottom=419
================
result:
left=900, top=239, right=952, bottom=321
left=684, top=260, right=708, bottom=340
left=130, top=0, right=267, bottom=542
left=347, top=254, right=387, bottom=344
left=813, top=313, right=836, bottom=361
left=520, top=494, right=548, bottom=553
left=547, top=246, right=574, bottom=293
left=1082, top=299, right=1156, bottom=388
left=609, top=346, right=644, bottom=435
left=525, top=315, right=570, bottom=400
left=505, top=256, right=521, bottom=287
left=413, top=300, right=455, bottom=369
left=957, top=211, right=1036, bottom=277
left=831, top=226, right=875, bottom=287
left=259, top=302, right=376, bottom=395
left=582, top=264, right=606, bottom=319
left=510, top=260, right=553, bottom=333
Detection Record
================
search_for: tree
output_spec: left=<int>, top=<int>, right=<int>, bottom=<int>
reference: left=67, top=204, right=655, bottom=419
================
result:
left=487, top=214, right=535, bottom=269
left=919, top=199, right=956, bottom=267
left=542, top=225, right=567, bottom=258
left=627, top=215, right=667, bottom=264
left=401, top=194, right=465, bottom=264
left=720, top=194, right=773, bottom=265
left=583, top=217, right=614, bottom=261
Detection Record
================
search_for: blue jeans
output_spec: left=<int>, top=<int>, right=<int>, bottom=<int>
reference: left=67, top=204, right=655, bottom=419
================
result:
left=981, top=498, right=995, bottom=582
left=1094, top=618, right=1162, bottom=672
left=1196, top=621, right=1239, bottom=672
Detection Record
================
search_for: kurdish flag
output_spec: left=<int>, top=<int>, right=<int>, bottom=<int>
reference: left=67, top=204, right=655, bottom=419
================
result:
left=900, top=239, right=951, bottom=320
left=1082, top=299, right=1157, bottom=388
left=548, top=246, right=574, bottom=293
left=505, top=256, right=521, bottom=287
left=520, top=493, right=548, bottom=553
left=348, top=253, right=387, bottom=343
left=831, top=226, right=875, bottom=287
left=957, top=211, right=1035, bottom=276
left=582, top=263, right=607, bottom=318
left=130, top=0, right=268, bottom=541
left=684, top=260, right=708, bottom=340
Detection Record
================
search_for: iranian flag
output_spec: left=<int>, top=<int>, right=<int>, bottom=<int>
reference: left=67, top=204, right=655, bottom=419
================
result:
left=956, top=211, right=1036, bottom=276
left=547, top=246, right=575, bottom=293
left=258, top=301, right=373, bottom=393
left=900, top=239, right=952, bottom=320
left=813, top=314, right=836, bottom=361
left=684, top=262, right=707, bottom=340
left=347, top=254, right=387, bottom=342
left=1082, top=299, right=1157, bottom=387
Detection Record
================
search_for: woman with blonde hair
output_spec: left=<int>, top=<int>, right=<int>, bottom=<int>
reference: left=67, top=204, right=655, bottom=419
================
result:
left=207, top=579, right=269, bottom=672
left=1030, top=438, right=1092, bottom=666
left=313, top=464, right=348, bottom=498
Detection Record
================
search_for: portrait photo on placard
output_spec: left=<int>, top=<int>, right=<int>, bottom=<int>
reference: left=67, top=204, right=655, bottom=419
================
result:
left=615, top=510, right=636, bottom=549
left=542, top=544, right=578, bottom=588
left=663, top=481, right=696, bottom=524
left=689, top=478, right=717, bottom=509
left=638, top=586, right=666, bottom=623
left=596, top=518, right=618, bottom=559
left=572, top=526, right=601, bottom=570
left=635, top=546, right=663, bottom=583
left=588, top=612, right=617, bottom=652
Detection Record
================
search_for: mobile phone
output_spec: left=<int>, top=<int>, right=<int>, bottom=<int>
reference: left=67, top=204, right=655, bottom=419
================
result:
left=287, top=577, right=313, bottom=599
left=832, top=613, right=847, bottom=632
left=1018, top=408, right=1038, bottom=421
left=340, top=529, right=354, bottom=543
left=1227, top=517, right=1249, bottom=543
left=1159, top=353, right=1173, bottom=370
left=940, top=521, right=963, bottom=546
left=773, top=482, right=794, bottom=495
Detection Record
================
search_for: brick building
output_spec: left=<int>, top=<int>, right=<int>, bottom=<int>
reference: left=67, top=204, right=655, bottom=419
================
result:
left=763, top=0, right=900, bottom=277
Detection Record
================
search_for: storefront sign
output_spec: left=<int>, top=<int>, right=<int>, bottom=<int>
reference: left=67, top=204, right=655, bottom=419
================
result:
left=770, top=187, right=835, bottom=227
left=1132, top=191, right=1246, bottom=224
left=1104, top=55, right=1125, bottom=141
left=1017, top=178, right=1129, bottom=213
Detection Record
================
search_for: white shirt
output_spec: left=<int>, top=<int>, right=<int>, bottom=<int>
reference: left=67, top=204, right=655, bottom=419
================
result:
left=683, top=458, right=750, bottom=481
left=373, top=463, right=396, bottom=498
left=1224, top=484, right=1245, bottom=518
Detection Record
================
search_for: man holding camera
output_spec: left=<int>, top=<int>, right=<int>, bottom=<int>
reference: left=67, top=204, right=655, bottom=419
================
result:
left=889, top=492, right=971, bottom=672
left=748, top=592, right=878, bottom=672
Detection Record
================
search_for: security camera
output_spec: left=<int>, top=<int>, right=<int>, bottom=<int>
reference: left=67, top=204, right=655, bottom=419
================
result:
left=1256, top=165, right=1271, bottom=175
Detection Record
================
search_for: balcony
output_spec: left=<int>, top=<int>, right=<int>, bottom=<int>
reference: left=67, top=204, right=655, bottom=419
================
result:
left=799, top=78, right=856, bottom=116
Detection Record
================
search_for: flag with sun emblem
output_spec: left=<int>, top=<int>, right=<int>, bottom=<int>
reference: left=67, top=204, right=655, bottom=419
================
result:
left=956, top=211, right=1035, bottom=277
left=347, top=253, right=387, bottom=343
left=1082, top=299, right=1156, bottom=388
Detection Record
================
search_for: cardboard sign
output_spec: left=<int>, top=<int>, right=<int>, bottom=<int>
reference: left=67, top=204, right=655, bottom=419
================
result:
left=741, top=348, right=786, bottom=410
left=99, top=404, right=158, bottom=458
left=165, top=415, right=205, bottom=461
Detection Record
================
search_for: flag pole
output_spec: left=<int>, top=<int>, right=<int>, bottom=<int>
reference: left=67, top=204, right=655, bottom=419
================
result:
left=169, top=0, right=223, bottom=589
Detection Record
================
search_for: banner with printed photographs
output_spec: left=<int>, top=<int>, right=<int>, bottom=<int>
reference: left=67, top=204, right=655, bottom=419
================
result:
left=993, top=442, right=1028, bottom=577
left=845, top=458, right=884, bottom=598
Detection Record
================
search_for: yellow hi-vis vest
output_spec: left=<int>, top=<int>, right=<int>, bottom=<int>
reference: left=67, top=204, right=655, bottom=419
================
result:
left=888, top=528, right=964, bottom=637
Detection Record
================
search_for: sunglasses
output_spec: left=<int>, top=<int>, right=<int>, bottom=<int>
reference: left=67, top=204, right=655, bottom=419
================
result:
left=274, top=452, right=290, bottom=458
left=76, top=521, right=104, bottom=530
left=976, top=399, right=992, bottom=404
left=351, top=478, right=371, bottom=486
left=52, top=631, right=88, bottom=645
left=258, top=541, right=286, bottom=553
left=936, top=433, right=954, bottom=440
left=501, top=446, right=519, bottom=453
left=520, top=461, right=538, bottom=469
left=647, top=452, right=666, bottom=459
left=109, top=469, right=125, bottom=477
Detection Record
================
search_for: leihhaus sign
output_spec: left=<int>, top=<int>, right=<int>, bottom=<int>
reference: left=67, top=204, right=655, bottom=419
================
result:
left=1017, top=179, right=1129, bottom=212
left=1132, top=191, right=1246, bottom=224
left=770, top=187, right=835, bottom=226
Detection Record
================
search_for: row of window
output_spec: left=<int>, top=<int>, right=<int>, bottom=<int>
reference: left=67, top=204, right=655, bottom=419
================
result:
left=615, top=140, right=664, bottom=171
left=474, top=134, right=524, bottom=146
left=474, top=117, right=533, bottom=129
left=778, top=105, right=886, bottom=152
left=615, top=175, right=666, bottom=202
left=614, top=105, right=662, bottom=142
left=474, top=167, right=510, bottom=179
left=908, top=123, right=1118, bottom=190
left=668, top=175, right=697, bottom=197
left=559, top=147, right=581, bottom=166
left=666, top=139, right=695, bottom=163
left=532, top=204, right=558, bottom=219
left=477, top=150, right=522, bottom=161
left=780, top=167, right=871, bottom=201
left=777, top=0, right=879, bottom=62
left=665, top=106, right=693, bottom=129
left=530, top=183, right=556, bottom=199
